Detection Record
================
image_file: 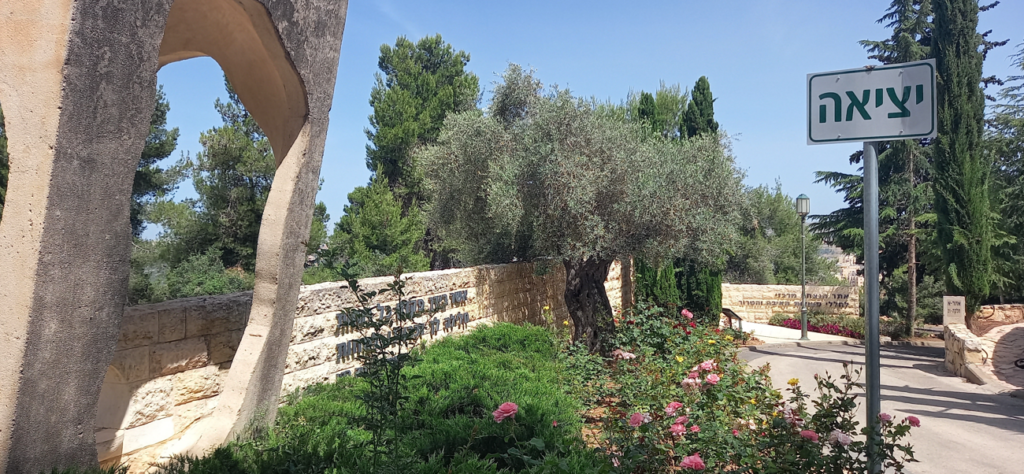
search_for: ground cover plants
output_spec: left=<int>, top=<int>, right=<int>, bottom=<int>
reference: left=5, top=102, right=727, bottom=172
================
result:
left=102, top=283, right=917, bottom=474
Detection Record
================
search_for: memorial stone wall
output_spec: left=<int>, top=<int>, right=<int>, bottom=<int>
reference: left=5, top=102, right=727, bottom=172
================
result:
left=721, top=283, right=859, bottom=324
left=96, top=260, right=631, bottom=470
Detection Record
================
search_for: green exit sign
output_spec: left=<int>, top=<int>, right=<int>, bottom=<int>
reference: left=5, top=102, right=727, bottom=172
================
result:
left=807, top=59, right=936, bottom=145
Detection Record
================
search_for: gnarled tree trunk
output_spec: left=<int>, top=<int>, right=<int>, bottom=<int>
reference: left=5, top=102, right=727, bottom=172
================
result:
left=564, top=257, right=615, bottom=354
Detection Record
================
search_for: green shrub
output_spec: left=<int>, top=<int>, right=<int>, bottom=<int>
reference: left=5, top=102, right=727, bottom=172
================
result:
left=156, top=323, right=602, bottom=474
left=635, top=258, right=680, bottom=307
left=676, top=260, right=722, bottom=325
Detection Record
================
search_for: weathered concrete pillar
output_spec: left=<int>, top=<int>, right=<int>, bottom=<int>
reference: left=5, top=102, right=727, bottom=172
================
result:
left=0, top=0, right=347, bottom=471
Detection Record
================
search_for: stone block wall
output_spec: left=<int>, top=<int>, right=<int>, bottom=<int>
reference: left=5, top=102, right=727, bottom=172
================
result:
left=97, top=260, right=631, bottom=469
left=721, top=283, right=859, bottom=323
left=977, top=304, right=1024, bottom=324
left=944, top=323, right=990, bottom=380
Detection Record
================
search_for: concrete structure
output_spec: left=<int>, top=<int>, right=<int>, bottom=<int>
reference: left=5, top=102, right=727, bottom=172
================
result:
left=95, top=260, right=631, bottom=470
left=721, top=283, right=859, bottom=323
left=0, top=1, right=348, bottom=472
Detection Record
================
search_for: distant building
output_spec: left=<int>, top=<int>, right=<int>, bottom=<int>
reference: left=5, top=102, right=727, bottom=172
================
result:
left=819, top=245, right=863, bottom=287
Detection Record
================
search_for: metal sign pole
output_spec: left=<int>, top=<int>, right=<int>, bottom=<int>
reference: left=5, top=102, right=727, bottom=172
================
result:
left=863, top=141, right=882, bottom=473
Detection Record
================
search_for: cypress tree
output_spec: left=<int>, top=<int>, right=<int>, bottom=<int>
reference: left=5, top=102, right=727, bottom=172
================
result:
left=683, top=76, right=719, bottom=138
left=637, top=91, right=658, bottom=134
left=635, top=258, right=681, bottom=307
left=933, top=0, right=991, bottom=315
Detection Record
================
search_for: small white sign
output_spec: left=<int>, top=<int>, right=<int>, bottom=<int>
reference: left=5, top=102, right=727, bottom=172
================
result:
left=807, top=59, right=936, bottom=145
left=943, top=295, right=966, bottom=326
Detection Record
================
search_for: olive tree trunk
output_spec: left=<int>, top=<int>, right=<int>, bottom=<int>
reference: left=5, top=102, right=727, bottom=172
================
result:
left=564, top=257, right=615, bottom=354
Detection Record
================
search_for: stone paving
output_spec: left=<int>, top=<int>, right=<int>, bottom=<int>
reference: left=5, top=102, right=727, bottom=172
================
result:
left=981, top=323, right=1024, bottom=389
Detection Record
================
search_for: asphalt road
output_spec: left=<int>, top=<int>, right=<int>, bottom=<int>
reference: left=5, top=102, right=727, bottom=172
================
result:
left=741, top=343, right=1024, bottom=474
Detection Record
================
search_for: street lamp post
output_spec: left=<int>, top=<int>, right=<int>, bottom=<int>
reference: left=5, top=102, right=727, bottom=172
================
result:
left=796, top=194, right=810, bottom=341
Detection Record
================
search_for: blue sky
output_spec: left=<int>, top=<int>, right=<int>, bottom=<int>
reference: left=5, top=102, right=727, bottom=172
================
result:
left=153, top=0, right=1024, bottom=238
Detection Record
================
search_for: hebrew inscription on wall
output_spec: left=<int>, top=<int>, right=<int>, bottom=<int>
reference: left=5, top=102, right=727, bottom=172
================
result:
left=721, top=283, right=860, bottom=324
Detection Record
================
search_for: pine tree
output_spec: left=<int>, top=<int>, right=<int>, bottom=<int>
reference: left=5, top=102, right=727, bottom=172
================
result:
left=131, top=86, right=181, bottom=237
left=637, top=91, right=658, bottom=134
left=933, top=0, right=991, bottom=315
left=365, top=34, right=480, bottom=208
left=683, top=76, right=718, bottom=138
left=858, top=0, right=934, bottom=334
left=331, top=172, right=429, bottom=278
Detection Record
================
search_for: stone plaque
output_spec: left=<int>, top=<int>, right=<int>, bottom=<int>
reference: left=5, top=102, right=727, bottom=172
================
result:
left=943, top=296, right=967, bottom=326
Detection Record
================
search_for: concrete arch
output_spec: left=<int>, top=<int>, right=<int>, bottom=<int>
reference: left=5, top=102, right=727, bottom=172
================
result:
left=158, top=0, right=307, bottom=164
left=0, top=0, right=347, bottom=471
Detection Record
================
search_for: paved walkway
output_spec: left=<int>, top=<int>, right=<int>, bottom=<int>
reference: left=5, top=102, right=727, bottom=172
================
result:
left=980, top=323, right=1024, bottom=389
left=741, top=343, right=1024, bottom=474
left=737, top=321, right=860, bottom=345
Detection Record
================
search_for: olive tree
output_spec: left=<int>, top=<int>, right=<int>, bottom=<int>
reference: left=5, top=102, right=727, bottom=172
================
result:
left=417, top=65, right=743, bottom=353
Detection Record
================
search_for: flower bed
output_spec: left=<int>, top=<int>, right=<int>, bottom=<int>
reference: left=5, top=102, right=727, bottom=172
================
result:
left=79, top=304, right=917, bottom=473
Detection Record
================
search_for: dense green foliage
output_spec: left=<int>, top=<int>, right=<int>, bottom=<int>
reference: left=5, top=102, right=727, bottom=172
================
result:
left=989, top=44, right=1024, bottom=303
left=0, top=104, right=8, bottom=221
left=682, top=76, right=718, bottom=138
left=131, top=87, right=181, bottom=237
left=148, top=79, right=275, bottom=273
left=330, top=173, right=429, bottom=279
left=129, top=79, right=273, bottom=304
left=730, top=184, right=837, bottom=286
left=418, top=65, right=743, bottom=351
left=933, top=0, right=992, bottom=312
left=366, top=34, right=480, bottom=208
left=676, top=262, right=723, bottom=325
left=634, top=259, right=681, bottom=308
left=155, top=324, right=604, bottom=473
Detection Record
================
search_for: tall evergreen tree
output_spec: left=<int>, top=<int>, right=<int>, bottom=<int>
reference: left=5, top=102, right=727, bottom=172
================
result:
left=858, top=0, right=934, bottom=333
left=149, top=78, right=275, bottom=272
left=131, top=86, right=181, bottom=237
left=331, top=172, right=429, bottom=278
left=933, top=0, right=991, bottom=315
left=365, top=34, right=480, bottom=208
left=637, top=91, right=659, bottom=134
left=683, top=76, right=718, bottom=138
left=989, top=42, right=1024, bottom=302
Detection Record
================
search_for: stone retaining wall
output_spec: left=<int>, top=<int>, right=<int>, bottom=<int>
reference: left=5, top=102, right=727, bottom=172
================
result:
left=721, top=283, right=859, bottom=324
left=977, top=304, right=1024, bottom=324
left=97, top=260, right=632, bottom=469
left=944, top=323, right=991, bottom=382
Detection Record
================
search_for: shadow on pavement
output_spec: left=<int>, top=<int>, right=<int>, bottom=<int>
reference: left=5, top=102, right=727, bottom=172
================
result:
left=990, top=326, right=1024, bottom=389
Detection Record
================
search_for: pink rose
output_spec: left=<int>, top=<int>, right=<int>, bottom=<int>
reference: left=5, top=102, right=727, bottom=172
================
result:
left=878, top=413, right=892, bottom=424
left=905, top=415, right=921, bottom=428
left=690, top=425, right=700, bottom=433
left=732, top=429, right=740, bottom=436
left=628, top=412, right=648, bottom=427
left=681, top=309, right=694, bottom=320
left=800, top=430, right=819, bottom=443
left=705, top=374, right=720, bottom=385
left=680, top=453, right=706, bottom=470
left=829, top=429, right=852, bottom=446
left=665, top=401, right=684, bottom=416
left=699, top=360, right=715, bottom=371
left=675, top=415, right=689, bottom=425
left=552, top=420, right=558, bottom=427
left=682, top=377, right=701, bottom=392
left=689, top=371, right=700, bottom=379
left=492, top=402, right=518, bottom=423
left=670, top=423, right=687, bottom=436
left=612, top=457, right=620, bottom=467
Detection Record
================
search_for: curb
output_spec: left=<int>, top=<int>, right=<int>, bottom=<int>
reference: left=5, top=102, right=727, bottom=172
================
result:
left=739, top=339, right=945, bottom=352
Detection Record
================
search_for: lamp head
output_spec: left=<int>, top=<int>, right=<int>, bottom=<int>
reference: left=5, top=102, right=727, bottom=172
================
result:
left=796, top=194, right=810, bottom=217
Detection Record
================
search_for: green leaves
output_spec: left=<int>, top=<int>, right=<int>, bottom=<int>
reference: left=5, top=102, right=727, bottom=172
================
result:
left=367, top=34, right=480, bottom=208
left=331, top=172, right=429, bottom=278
